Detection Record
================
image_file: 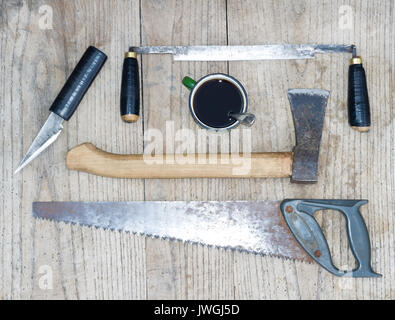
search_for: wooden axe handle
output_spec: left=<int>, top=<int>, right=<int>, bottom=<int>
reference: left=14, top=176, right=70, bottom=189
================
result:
left=66, top=143, right=293, bottom=179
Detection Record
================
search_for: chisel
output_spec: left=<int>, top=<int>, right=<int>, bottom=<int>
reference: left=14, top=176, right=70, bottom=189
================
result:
left=15, top=46, right=107, bottom=173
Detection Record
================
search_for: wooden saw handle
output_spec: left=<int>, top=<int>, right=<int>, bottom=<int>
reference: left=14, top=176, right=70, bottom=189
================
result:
left=66, top=143, right=293, bottom=179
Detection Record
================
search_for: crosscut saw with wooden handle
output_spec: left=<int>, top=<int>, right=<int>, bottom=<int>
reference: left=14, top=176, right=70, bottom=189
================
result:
left=33, top=199, right=381, bottom=278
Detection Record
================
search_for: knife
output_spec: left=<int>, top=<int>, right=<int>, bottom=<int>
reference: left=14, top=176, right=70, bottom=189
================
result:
left=15, top=46, right=107, bottom=173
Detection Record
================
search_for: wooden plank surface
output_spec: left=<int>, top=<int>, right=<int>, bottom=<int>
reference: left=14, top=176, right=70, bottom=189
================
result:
left=0, top=0, right=393, bottom=299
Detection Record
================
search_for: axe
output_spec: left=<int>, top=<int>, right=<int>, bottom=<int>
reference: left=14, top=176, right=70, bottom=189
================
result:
left=67, top=89, right=329, bottom=183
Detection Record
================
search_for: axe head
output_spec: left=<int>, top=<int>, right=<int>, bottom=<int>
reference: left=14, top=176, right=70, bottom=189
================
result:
left=288, top=89, right=329, bottom=183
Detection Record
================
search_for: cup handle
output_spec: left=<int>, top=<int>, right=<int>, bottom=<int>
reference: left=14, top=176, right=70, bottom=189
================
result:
left=182, top=76, right=196, bottom=90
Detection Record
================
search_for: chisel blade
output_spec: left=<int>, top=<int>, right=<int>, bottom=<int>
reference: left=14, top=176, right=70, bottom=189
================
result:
left=33, top=200, right=312, bottom=263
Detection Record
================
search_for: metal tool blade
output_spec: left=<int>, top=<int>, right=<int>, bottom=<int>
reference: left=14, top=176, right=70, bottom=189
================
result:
left=15, top=112, right=63, bottom=173
left=33, top=200, right=312, bottom=262
left=287, top=89, right=329, bottom=183
left=130, top=44, right=354, bottom=61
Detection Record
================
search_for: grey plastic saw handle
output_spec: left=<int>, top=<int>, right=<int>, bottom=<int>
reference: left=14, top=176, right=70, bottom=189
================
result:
left=280, top=199, right=381, bottom=278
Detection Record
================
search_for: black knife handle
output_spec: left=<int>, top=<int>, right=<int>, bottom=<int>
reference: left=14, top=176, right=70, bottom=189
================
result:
left=120, top=52, right=140, bottom=122
left=49, top=46, right=107, bottom=121
left=347, top=57, right=371, bottom=132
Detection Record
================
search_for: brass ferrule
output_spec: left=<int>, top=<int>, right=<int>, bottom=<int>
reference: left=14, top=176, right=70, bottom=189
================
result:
left=350, top=56, right=362, bottom=65
left=352, top=126, right=370, bottom=132
left=122, top=114, right=139, bottom=123
left=125, top=51, right=137, bottom=59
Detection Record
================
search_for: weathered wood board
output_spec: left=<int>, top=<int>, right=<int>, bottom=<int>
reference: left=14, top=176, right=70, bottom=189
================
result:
left=0, top=0, right=393, bottom=299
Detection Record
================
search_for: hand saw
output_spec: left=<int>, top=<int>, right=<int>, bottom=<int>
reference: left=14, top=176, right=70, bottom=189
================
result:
left=33, top=199, right=381, bottom=278
left=121, top=43, right=371, bottom=131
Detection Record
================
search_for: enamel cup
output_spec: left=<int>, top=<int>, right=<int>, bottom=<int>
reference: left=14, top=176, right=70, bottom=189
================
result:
left=182, top=73, right=248, bottom=131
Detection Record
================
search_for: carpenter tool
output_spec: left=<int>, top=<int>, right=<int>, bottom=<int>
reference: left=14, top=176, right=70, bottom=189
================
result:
left=127, top=44, right=371, bottom=131
left=120, top=51, right=140, bottom=122
left=33, top=199, right=381, bottom=278
left=14, top=46, right=107, bottom=173
left=66, top=89, right=328, bottom=183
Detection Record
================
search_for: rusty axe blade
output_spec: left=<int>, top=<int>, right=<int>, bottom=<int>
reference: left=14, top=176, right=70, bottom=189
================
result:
left=288, top=89, right=329, bottom=183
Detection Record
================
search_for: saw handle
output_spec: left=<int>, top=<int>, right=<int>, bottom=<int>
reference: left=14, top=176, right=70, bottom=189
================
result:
left=49, top=46, right=107, bottom=121
left=347, top=57, right=371, bottom=132
left=281, top=199, right=381, bottom=278
left=120, top=52, right=140, bottom=122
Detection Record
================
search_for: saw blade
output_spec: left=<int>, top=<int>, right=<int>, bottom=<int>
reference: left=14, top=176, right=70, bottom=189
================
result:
left=33, top=201, right=312, bottom=263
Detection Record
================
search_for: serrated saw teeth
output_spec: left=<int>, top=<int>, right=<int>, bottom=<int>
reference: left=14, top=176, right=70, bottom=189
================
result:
left=33, top=198, right=381, bottom=278
left=33, top=214, right=312, bottom=264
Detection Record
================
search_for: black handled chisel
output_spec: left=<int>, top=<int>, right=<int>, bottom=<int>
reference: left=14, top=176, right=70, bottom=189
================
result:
left=15, top=46, right=107, bottom=173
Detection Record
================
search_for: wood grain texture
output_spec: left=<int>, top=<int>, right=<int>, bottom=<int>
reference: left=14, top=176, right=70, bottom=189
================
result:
left=0, top=0, right=393, bottom=300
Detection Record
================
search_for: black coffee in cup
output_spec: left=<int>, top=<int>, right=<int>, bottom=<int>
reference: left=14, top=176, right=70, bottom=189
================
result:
left=193, top=79, right=244, bottom=129
left=183, top=73, right=249, bottom=130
